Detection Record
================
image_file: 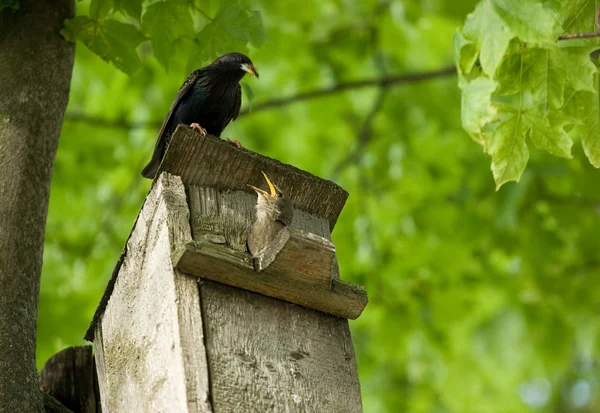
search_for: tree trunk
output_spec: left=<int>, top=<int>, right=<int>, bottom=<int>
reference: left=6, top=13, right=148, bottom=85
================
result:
left=0, top=1, right=75, bottom=412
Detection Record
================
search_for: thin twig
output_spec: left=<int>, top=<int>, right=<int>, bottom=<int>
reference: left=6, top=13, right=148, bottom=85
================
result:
left=63, top=66, right=456, bottom=130
left=558, top=31, right=600, bottom=40
left=559, top=7, right=600, bottom=40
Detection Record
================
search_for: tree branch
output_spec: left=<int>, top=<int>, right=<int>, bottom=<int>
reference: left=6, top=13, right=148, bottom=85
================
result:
left=238, top=66, right=456, bottom=117
left=63, top=66, right=456, bottom=129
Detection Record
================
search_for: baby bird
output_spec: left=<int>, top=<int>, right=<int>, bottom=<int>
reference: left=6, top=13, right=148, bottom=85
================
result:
left=247, top=172, right=294, bottom=258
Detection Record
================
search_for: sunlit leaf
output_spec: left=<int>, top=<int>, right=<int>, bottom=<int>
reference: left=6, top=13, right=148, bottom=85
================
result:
left=462, top=0, right=513, bottom=77
left=490, top=111, right=529, bottom=189
left=61, top=16, right=146, bottom=75
left=141, top=0, right=194, bottom=70
left=195, top=3, right=267, bottom=59
left=460, top=76, right=498, bottom=149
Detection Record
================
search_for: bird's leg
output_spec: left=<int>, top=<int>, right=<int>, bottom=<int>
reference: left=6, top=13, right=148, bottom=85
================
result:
left=225, top=138, right=242, bottom=148
left=190, top=123, right=207, bottom=137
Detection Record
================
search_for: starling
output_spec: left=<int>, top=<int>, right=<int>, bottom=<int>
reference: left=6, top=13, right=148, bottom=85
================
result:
left=247, top=172, right=294, bottom=258
left=141, top=52, right=258, bottom=179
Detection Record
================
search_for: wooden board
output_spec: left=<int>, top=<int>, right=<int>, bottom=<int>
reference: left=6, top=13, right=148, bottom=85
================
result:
left=174, top=238, right=367, bottom=319
left=157, top=126, right=349, bottom=230
left=200, top=280, right=363, bottom=413
left=93, top=174, right=212, bottom=413
left=39, top=346, right=100, bottom=413
left=186, top=185, right=341, bottom=280
left=183, top=180, right=364, bottom=412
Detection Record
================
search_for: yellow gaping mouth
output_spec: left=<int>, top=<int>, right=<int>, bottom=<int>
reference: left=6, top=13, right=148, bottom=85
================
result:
left=248, top=171, right=276, bottom=199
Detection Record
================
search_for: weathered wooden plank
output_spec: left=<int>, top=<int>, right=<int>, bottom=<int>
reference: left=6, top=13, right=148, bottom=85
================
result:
left=183, top=173, right=364, bottom=411
left=93, top=173, right=212, bottom=413
left=39, top=346, right=100, bottom=413
left=187, top=186, right=341, bottom=279
left=158, top=126, right=348, bottom=229
left=200, top=280, right=363, bottom=413
left=174, top=237, right=366, bottom=320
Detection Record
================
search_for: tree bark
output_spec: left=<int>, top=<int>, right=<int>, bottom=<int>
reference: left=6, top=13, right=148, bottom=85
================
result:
left=0, top=1, right=75, bottom=412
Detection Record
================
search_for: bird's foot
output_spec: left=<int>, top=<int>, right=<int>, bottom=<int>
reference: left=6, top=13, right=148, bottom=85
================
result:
left=226, top=138, right=242, bottom=148
left=190, top=123, right=207, bottom=137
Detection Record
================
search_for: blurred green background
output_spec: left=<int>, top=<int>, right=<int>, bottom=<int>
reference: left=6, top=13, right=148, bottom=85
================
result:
left=39, top=0, right=600, bottom=412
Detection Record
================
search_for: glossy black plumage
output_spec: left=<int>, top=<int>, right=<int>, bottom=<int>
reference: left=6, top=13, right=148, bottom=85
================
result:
left=142, top=53, right=258, bottom=179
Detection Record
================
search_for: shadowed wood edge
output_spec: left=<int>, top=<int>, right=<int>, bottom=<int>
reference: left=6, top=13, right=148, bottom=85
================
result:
left=157, top=125, right=349, bottom=229
left=173, top=240, right=368, bottom=320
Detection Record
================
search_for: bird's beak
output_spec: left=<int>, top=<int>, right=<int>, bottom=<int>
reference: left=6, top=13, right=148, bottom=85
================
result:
left=248, top=171, right=276, bottom=199
left=241, top=63, right=259, bottom=79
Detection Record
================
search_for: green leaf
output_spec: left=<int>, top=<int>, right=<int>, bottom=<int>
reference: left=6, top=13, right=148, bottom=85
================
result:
left=89, top=0, right=113, bottom=19
left=454, top=30, right=478, bottom=77
left=460, top=77, right=499, bottom=149
left=461, top=0, right=513, bottom=77
left=566, top=86, right=600, bottom=167
left=525, top=46, right=597, bottom=112
left=489, top=112, right=529, bottom=189
left=114, top=0, right=142, bottom=20
left=195, top=3, right=267, bottom=59
left=491, top=0, right=560, bottom=47
left=527, top=109, right=574, bottom=158
left=525, top=48, right=565, bottom=111
left=61, top=17, right=146, bottom=75
left=561, top=46, right=598, bottom=93
left=141, top=1, right=194, bottom=70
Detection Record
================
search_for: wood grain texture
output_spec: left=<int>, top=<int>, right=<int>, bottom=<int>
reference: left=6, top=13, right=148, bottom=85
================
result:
left=174, top=239, right=366, bottom=319
left=200, top=280, right=363, bottom=413
left=93, top=173, right=212, bottom=413
left=186, top=185, right=341, bottom=279
left=185, top=185, right=364, bottom=412
left=158, top=125, right=348, bottom=229
left=39, top=346, right=100, bottom=413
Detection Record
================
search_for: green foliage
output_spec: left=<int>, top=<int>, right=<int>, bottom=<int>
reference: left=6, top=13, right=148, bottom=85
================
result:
left=62, top=0, right=266, bottom=74
left=0, top=0, right=19, bottom=12
left=61, top=17, right=146, bottom=74
left=39, top=0, right=600, bottom=412
left=456, top=0, right=600, bottom=188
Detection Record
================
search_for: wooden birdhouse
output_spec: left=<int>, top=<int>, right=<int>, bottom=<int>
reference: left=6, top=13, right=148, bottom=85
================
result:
left=84, top=126, right=368, bottom=412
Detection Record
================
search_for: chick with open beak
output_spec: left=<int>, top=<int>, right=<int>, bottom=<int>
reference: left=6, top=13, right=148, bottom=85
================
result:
left=247, top=172, right=294, bottom=258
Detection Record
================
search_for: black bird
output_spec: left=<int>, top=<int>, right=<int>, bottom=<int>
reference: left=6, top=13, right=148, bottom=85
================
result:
left=247, top=172, right=294, bottom=258
left=141, top=52, right=258, bottom=179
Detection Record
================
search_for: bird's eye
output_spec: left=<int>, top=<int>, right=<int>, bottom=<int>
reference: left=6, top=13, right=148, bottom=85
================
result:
left=277, top=192, right=283, bottom=198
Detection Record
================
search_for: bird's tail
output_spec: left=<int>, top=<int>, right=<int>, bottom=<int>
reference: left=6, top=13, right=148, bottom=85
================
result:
left=141, top=157, right=160, bottom=179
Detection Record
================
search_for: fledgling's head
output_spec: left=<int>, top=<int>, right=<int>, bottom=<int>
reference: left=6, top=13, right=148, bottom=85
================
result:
left=211, top=52, right=259, bottom=81
left=248, top=172, right=294, bottom=226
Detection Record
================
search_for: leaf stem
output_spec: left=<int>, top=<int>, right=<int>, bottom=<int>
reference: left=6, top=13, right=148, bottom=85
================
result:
left=558, top=31, right=600, bottom=40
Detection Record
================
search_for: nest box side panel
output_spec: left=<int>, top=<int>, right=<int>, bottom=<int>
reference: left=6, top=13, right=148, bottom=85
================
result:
left=93, top=174, right=212, bottom=413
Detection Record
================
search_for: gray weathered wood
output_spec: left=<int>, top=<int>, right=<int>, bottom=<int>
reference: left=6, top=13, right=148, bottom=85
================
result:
left=200, top=280, right=363, bottom=413
left=93, top=174, right=212, bottom=413
left=183, top=176, right=364, bottom=412
left=187, top=185, right=342, bottom=280
left=39, top=346, right=100, bottom=413
left=159, top=126, right=348, bottom=229
left=174, top=239, right=367, bottom=319
left=87, top=128, right=364, bottom=412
